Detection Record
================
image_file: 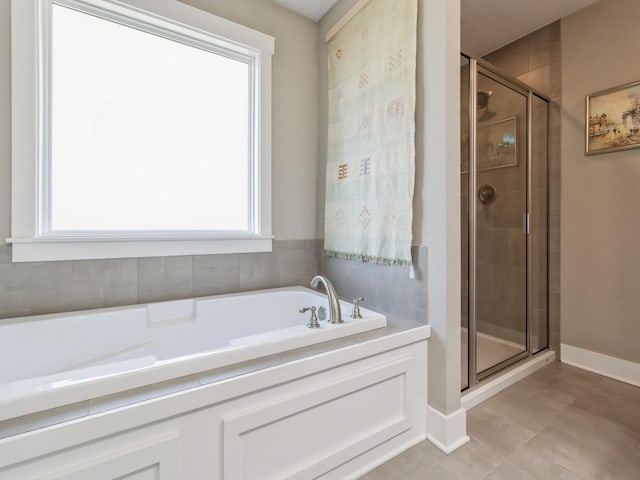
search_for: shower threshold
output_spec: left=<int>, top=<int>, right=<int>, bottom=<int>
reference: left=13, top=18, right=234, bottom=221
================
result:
left=461, top=349, right=555, bottom=410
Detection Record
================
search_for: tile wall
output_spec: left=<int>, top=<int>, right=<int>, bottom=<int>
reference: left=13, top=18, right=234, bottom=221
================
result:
left=0, top=240, right=319, bottom=319
left=319, top=245, right=427, bottom=323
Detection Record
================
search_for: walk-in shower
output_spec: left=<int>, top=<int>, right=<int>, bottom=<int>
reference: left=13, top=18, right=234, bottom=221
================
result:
left=461, top=55, right=550, bottom=389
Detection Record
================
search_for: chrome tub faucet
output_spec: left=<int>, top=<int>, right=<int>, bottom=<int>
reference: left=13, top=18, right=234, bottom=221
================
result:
left=310, top=275, right=343, bottom=324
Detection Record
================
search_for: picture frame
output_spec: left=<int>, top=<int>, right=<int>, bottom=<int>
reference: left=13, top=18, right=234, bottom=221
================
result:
left=586, top=80, right=640, bottom=155
left=461, top=117, right=518, bottom=173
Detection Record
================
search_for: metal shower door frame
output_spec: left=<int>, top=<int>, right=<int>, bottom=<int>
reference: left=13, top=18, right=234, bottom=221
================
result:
left=464, top=55, right=550, bottom=388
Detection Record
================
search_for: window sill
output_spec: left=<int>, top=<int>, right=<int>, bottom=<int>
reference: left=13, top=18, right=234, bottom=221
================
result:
left=6, top=237, right=273, bottom=262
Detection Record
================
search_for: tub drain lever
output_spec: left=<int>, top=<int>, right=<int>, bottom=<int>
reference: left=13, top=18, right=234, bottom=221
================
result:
left=299, top=306, right=320, bottom=329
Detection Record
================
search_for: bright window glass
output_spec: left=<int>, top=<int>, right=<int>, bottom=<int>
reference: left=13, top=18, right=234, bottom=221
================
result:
left=50, top=4, right=251, bottom=233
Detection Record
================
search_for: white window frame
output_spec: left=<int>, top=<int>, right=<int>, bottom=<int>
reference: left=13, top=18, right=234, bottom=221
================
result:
left=9, top=0, right=274, bottom=262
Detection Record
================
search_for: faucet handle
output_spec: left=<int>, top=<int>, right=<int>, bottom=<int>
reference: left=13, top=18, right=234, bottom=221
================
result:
left=299, top=306, right=320, bottom=329
left=350, top=297, right=364, bottom=319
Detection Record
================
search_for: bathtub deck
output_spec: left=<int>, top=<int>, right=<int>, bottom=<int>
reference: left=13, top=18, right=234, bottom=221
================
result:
left=0, top=287, right=390, bottom=422
left=0, top=317, right=429, bottom=480
left=0, top=316, right=427, bottom=440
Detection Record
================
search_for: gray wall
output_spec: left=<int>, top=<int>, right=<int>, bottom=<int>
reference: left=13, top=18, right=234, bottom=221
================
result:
left=561, top=0, right=640, bottom=363
left=482, top=22, right=562, bottom=353
left=0, top=0, right=320, bottom=318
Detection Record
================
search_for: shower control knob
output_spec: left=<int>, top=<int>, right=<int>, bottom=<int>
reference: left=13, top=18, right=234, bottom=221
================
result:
left=478, top=184, right=497, bottom=205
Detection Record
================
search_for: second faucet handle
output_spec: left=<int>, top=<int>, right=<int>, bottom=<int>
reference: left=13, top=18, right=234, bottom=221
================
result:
left=300, top=306, right=320, bottom=329
left=350, top=297, right=364, bottom=319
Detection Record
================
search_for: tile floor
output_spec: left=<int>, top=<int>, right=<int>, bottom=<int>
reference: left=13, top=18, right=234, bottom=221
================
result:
left=360, top=361, right=640, bottom=479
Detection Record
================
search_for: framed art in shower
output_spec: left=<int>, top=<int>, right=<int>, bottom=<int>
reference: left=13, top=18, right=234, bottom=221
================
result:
left=461, top=116, right=517, bottom=173
left=586, top=80, right=640, bottom=155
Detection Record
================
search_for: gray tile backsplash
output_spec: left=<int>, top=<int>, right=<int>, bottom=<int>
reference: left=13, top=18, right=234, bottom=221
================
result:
left=0, top=247, right=10, bottom=264
left=238, top=252, right=280, bottom=291
left=192, top=254, right=240, bottom=296
left=71, top=258, right=138, bottom=311
left=0, top=239, right=419, bottom=322
left=0, top=259, right=73, bottom=318
left=320, top=244, right=427, bottom=323
left=138, top=256, right=194, bottom=303
left=0, top=240, right=320, bottom=320
left=278, top=248, right=318, bottom=287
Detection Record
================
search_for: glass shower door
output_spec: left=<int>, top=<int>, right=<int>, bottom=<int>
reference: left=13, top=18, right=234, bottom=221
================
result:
left=461, top=56, right=470, bottom=390
left=474, top=69, right=528, bottom=378
left=530, top=94, right=549, bottom=353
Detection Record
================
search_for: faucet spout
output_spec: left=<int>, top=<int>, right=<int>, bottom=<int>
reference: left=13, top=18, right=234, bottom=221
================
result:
left=310, top=275, right=342, bottom=324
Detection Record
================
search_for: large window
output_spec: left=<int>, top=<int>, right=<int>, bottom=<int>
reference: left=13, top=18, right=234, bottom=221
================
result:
left=10, top=0, right=274, bottom=261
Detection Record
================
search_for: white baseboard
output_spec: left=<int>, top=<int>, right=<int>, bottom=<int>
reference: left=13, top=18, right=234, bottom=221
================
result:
left=425, top=405, right=470, bottom=454
left=561, top=344, right=640, bottom=387
left=461, top=350, right=556, bottom=410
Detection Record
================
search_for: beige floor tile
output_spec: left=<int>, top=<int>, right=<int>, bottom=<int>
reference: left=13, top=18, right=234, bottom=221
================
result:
left=509, top=408, right=639, bottom=480
left=499, top=453, right=583, bottom=480
left=467, top=403, right=536, bottom=456
left=483, top=460, right=537, bottom=480
left=593, top=377, right=640, bottom=408
left=526, top=362, right=602, bottom=396
left=511, top=374, right=579, bottom=411
left=610, top=443, right=640, bottom=480
left=570, top=386, right=640, bottom=436
left=359, top=363, right=640, bottom=480
left=359, top=450, right=459, bottom=480
left=480, top=386, right=563, bottom=433
left=419, top=435, right=504, bottom=479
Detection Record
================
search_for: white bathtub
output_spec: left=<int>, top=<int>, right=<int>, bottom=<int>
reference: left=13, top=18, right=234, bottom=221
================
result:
left=0, top=286, right=386, bottom=422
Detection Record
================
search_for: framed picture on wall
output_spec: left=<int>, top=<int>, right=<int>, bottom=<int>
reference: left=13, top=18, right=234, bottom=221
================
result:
left=586, top=80, right=640, bottom=155
left=461, top=117, right=517, bottom=173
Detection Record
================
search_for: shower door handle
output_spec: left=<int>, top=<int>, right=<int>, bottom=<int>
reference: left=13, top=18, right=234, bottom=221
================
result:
left=523, top=213, right=528, bottom=234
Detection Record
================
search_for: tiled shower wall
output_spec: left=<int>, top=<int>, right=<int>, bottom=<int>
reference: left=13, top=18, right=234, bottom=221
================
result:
left=0, top=240, right=318, bottom=319
left=483, top=22, right=561, bottom=353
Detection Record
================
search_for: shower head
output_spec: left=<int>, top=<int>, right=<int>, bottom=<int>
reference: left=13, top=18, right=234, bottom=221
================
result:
left=477, top=90, right=492, bottom=109
left=477, top=90, right=496, bottom=121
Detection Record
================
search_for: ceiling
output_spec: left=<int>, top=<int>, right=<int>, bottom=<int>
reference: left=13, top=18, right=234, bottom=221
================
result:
left=461, top=0, right=599, bottom=56
left=271, top=0, right=600, bottom=56
left=270, top=0, right=337, bottom=21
